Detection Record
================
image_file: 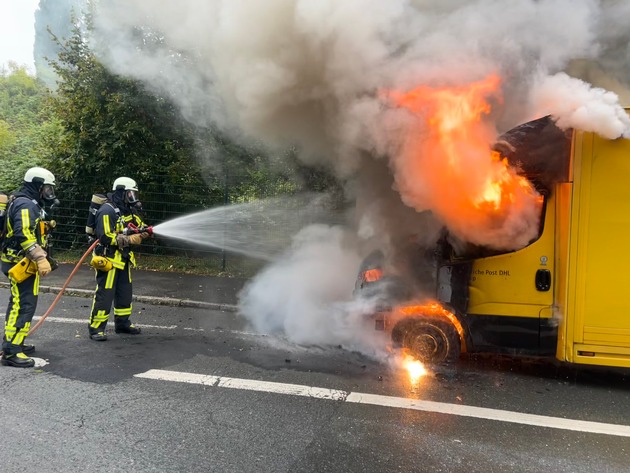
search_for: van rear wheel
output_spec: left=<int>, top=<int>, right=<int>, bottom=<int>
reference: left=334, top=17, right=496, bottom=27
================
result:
left=394, top=318, right=460, bottom=364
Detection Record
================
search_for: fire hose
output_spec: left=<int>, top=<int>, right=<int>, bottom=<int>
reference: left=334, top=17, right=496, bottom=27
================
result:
left=27, top=239, right=98, bottom=336
left=0, top=224, right=154, bottom=355
left=28, top=225, right=152, bottom=336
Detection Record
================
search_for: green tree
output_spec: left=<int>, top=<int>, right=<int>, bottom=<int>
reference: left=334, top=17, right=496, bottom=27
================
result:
left=0, top=64, right=60, bottom=191
left=46, top=24, right=220, bottom=248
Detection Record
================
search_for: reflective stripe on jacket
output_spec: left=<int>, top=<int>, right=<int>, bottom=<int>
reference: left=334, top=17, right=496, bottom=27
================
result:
left=94, top=202, right=147, bottom=270
left=1, top=196, right=45, bottom=264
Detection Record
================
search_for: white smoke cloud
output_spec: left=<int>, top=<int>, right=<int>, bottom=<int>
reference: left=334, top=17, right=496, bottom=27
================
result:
left=90, top=0, right=630, bottom=350
left=238, top=224, right=387, bottom=357
left=529, top=72, right=630, bottom=139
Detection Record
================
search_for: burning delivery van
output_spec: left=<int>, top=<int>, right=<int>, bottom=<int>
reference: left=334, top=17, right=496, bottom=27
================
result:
left=356, top=109, right=630, bottom=369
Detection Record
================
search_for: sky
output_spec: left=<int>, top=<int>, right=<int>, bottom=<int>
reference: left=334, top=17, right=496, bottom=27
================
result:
left=0, top=0, right=39, bottom=72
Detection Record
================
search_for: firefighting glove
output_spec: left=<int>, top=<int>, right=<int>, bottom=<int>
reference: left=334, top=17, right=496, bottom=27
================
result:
left=116, top=233, right=147, bottom=248
left=26, top=244, right=51, bottom=277
left=128, top=233, right=144, bottom=245
left=36, top=258, right=52, bottom=277
left=140, top=232, right=151, bottom=240
left=116, top=234, right=130, bottom=248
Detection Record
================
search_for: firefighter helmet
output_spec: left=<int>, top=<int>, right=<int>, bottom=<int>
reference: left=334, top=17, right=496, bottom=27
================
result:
left=113, top=177, right=140, bottom=207
left=112, top=177, right=138, bottom=191
left=24, top=167, right=56, bottom=186
left=24, top=167, right=57, bottom=203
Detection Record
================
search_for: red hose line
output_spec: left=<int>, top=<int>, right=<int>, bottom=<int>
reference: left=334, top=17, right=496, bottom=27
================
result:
left=28, top=240, right=99, bottom=336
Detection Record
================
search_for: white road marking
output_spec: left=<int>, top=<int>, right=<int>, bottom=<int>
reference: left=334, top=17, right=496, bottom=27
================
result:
left=135, top=368, right=630, bottom=438
left=32, top=316, right=264, bottom=336
left=217, top=377, right=347, bottom=400
left=32, top=316, right=203, bottom=331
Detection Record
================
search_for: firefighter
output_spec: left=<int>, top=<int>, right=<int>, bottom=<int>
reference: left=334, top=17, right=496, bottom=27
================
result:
left=1, top=167, right=58, bottom=368
left=87, top=177, right=152, bottom=341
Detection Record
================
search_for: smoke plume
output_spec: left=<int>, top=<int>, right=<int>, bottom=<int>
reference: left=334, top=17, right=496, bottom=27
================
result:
left=91, top=0, right=630, bottom=352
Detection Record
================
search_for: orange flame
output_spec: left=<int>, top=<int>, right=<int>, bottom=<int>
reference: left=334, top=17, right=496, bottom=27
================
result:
left=402, top=351, right=427, bottom=384
left=363, top=268, right=383, bottom=283
left=383, top=74, right=542, bottom=249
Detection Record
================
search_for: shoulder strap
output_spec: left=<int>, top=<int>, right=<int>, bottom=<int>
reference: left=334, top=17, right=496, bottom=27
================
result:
left=105, top=201, right=121, bottom=215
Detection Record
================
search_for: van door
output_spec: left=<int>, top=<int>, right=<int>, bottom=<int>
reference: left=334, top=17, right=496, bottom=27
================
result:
left=462, top=193, right=555, bottom=351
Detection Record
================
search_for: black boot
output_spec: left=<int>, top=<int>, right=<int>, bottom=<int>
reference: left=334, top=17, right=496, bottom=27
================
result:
left=89, top=331, right=108, bottom=341
left=115, top=322, right=141, bottom=335
left=1, top=352, right=35, bottom=368
left=22, top=344, right=35, bottom=354
left=88, top=323, right=108, bottom=341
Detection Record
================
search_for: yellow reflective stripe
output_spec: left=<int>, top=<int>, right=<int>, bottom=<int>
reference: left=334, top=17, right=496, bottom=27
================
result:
left=12, top=328, right=27, bottom=346
left=103, top=214, right=118, bottom=245
left=107, top=251, right=126, bottom=270
left=4, top=278, right=21, bottom=341
left=90, top=310, right=109, bottom=324
left=94, top=312, right=109, bottom=322
left=135, top=215, right=147, bottom=227
left=33, top=272, right=39, bottom=296
left=114, top=307, right=132, bottom=316
left=20, top=209, right=37, bottom=249
left=105, top=268, right=116, bottom=288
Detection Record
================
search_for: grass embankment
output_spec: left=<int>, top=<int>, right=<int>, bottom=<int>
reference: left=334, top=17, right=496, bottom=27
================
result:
left=53, top=250, right=264, bottom=278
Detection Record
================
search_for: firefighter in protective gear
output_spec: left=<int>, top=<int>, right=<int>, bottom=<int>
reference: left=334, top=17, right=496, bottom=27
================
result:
left=87, top=177, right=152, bottom=341
left=1, top=167, right=58, bottom=368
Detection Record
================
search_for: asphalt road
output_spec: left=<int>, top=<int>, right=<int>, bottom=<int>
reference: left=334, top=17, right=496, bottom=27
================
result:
left=1, top=291, right=629, bottom=473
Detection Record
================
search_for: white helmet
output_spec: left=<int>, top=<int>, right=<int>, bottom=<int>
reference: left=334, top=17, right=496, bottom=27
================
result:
left=112, top=177, right=138, bottom=191
left=113, top=176, right=141, bottom=207
left=24, top=167, right=56, bottom=186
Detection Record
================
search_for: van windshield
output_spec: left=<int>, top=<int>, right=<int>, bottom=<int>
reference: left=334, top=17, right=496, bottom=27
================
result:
left=492, top=115, right=572, bottom=192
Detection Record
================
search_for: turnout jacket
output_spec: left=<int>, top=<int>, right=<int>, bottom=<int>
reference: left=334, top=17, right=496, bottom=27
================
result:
left=93, top=198, right=147, bottom=270
left=1, top=192, right=49, bottom=264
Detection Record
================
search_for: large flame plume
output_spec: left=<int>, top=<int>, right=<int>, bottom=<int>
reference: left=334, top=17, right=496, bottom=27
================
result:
left=386, top=75, right=543, bottom=250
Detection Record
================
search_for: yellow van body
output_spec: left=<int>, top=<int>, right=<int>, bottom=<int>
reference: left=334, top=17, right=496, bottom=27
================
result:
left=462, top=111, right=630, bottom=368
left=558, top=128, right=630, bottom=367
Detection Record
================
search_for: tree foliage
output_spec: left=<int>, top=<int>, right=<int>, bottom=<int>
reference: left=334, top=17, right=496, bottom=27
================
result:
left=46, top=24, right=208, bottom=225
left=0, top=64, right=61, bottom=191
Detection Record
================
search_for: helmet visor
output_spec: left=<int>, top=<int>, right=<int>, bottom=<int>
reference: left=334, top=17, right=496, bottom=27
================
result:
left=125, top=190, right=140, bottom=205
left=41, top=184, right=56, bottom=201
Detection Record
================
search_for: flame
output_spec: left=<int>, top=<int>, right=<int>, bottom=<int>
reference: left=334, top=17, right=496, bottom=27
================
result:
left=397, top=301, right=465, bottom=347
left=383, top=74, right=542, bottom=249
left=363, top=268, right=383, bottom=283
left=403, top=352, right=427, bottom=384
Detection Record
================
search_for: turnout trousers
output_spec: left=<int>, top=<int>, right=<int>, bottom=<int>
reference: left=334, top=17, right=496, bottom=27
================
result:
left=1, top=261, right=39, bottom=355
left=88, top=261, right=134, bottom=333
